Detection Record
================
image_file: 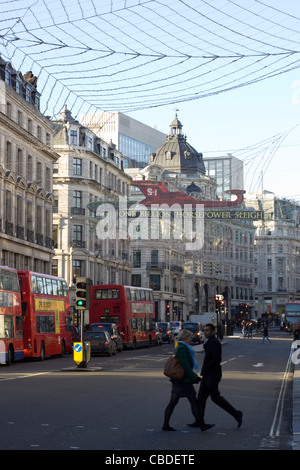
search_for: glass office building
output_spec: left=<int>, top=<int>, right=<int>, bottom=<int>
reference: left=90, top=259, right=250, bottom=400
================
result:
left=80, top=111, right=166, bottom=168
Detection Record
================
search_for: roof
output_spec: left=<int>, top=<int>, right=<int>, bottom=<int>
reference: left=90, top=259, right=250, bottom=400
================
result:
left=150, top=114, right=205, bottom=175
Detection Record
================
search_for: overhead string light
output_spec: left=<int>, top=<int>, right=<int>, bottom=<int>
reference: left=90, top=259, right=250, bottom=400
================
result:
left=0, top=0, right=300, bottom=117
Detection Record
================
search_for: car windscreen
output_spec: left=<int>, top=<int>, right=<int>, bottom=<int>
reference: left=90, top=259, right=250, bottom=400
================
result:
left=182, top=323, right=198, bottom=331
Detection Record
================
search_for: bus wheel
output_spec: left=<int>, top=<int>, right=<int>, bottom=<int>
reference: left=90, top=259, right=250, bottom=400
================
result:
left=39, top=342, right=45, bottom=361
left=7, top=346, right=14, bottom=366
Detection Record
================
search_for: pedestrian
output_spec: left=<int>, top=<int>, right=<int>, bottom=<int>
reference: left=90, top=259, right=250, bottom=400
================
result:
left=243, top=323, right=250, bottom=339
left=188, top=323, right=243, bottom=429
left=262, top=325, right=271, bottom=343
left=162, top=329, right=214, bottom=432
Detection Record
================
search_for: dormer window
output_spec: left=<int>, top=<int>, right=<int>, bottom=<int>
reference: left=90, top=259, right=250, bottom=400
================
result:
left=165, top=151, right=171, bottom=159
left=70, top=129, right=78, bottom=145
left=16, top=77, right=22, bottom=95
left=25, top=84, right=31, bottom=103
left=5, top=68, right=11, bottom=85
left=87, top=136, right=93, bottom=150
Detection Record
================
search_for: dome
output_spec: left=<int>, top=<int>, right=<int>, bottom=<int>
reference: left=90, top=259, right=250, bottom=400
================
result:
left=150, top=113, right=205, bottom=175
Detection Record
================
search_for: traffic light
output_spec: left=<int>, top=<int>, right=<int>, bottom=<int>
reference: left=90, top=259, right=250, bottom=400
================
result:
left=166, top=304, right=170, bottom=317
left=215, top=296, right=220, bottom=315
left=75, top=277, right=91, bottom=310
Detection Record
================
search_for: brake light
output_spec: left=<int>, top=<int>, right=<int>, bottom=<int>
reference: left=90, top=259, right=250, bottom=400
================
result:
left=104, top=341, right=109, bottom=346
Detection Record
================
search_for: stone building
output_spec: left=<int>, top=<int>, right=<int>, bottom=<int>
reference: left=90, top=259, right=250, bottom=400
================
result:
left=245, top=190, right=300, bottom=317
left=126, top=114, right=256, bottom=322
left=0, top=58, right=58, bottom=272
left=51, top=106, right=132, bottom=298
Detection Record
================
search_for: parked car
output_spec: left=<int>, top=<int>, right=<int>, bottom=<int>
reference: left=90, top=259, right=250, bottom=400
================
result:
left=182, top=321, right=204, bottom=344
left=169, top=321, right=182, bottom=337
left=156, top=322, right=174, bottom=343
left=84, top=330, right=117, bottom=356
left=89, top=323, right=123, bottom=352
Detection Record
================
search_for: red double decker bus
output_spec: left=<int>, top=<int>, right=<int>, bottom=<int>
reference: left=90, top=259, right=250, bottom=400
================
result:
left=0, top=266, right=24, bottom=365
left=89, top=285, right=157, bottom=349
left=18, top=271, right=73, bottom=360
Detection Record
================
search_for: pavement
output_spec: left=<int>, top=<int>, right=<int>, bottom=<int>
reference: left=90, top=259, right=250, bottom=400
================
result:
left=292, top=344, right=300, bottom=450
left=194, top=328, right=300, bottom=450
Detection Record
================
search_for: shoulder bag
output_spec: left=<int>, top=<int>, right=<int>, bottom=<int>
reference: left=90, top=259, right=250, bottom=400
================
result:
left=164, top=355, right=185, bottom=381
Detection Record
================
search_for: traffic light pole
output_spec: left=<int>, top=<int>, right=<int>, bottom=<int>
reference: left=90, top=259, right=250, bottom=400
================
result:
left=78, top=309, right=87, bottom=368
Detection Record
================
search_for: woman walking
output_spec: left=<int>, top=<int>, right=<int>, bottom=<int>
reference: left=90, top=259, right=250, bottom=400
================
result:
left=162, top=329, right=214, bottom=432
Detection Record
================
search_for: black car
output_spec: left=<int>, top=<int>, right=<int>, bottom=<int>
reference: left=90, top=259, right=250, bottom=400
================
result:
left=89, top=323, right=123, bottom=352
left=156, top=322, right=174, bottom=343
left=182, top=322, right=203, bottom=344
left=84, top=330, right=117, bottom=356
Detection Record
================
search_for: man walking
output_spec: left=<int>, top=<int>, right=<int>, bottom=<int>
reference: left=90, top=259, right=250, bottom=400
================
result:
left=188, top=323, right=242, bottom=429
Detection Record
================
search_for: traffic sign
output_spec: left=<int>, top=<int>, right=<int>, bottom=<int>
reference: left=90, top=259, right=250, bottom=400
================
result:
left=73, top=342, right=83, bottom=365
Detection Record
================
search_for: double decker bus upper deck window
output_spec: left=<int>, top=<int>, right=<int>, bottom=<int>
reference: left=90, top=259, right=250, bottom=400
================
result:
left=94, top=289, right=120, bottom=300
left=30, top=275, right=68, bottom=297
left=0, top=268, right=19, bottom=291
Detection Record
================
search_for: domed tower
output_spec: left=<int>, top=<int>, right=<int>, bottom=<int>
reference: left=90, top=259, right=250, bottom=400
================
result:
left=149, top=113, right=205, bottom=175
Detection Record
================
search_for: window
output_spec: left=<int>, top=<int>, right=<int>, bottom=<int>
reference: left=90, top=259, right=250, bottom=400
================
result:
left=17, top=149, right=23, bottom=176
left=133, top=250, right=141, bottom=268
left=73, top=225, right=83, bottom=244
left=149, top=274, right=160, bottom=291
left=151, top=250, right=158, bottom=266
left=6, top=102, right=11, bottom=119
left=5, top=68, right=11, bottom=85
left=132, top=274, right=141, bottom=287
left=25, top=84, right=31, bottom=103
left=53, top=190, right=58, bottom=213
left=70, top=129, right=78, bottom=145
left=73, top=260, right=84, bottom=281
left=18, top=111, right=23, bottom=127
left=87, top=136, right=93, bottom=150
left=73, top=191, right=82, bottom=208
left=37, top=315, right=55, bottom=334
left=16, top=78, right=22, bottom=95
left=73, top=158, right=82, bottom=176
left=267, top=277, right=272, bottom=291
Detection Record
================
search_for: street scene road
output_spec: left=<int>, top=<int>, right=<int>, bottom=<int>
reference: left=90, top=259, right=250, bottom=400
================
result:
left=0, top=326, right=295, bottom=452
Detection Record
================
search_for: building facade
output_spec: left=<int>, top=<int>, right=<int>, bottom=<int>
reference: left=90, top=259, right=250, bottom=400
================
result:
left=126, top=114, right=256, bottom=323
left=204, top=154, right=244, bottom=200
left=80, top=111, right=166, bottom=168
left=0, top=58, right=58, bottom=272
left=52, top=106, right=132, bottom=303
left=245, top=190, right=300, bottom=317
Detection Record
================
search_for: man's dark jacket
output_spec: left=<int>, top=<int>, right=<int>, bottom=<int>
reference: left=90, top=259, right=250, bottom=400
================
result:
left=201, top=334, right=222, bottom=377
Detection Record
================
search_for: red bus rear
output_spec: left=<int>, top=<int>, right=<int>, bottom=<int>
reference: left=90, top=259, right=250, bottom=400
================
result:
left=89, top=285, right=157, bottom=349
left=18, top=271, right=73, bottom=359
left=0, top=266, right=24, bottom=365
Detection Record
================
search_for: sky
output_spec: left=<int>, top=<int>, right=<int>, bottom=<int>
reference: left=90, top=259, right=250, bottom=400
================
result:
left=1, top=0, right=300, bottom=201
left=129, top=67, right=300, bottom=201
